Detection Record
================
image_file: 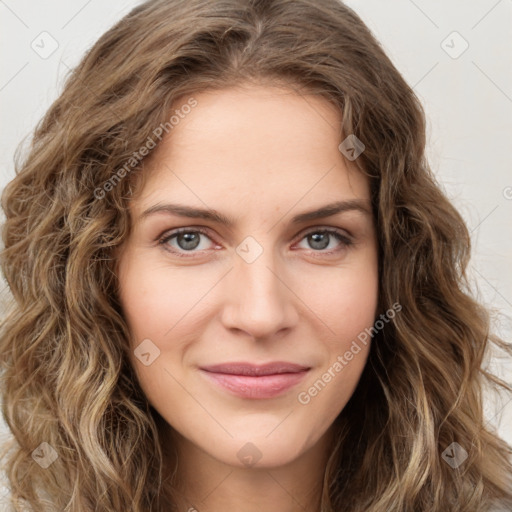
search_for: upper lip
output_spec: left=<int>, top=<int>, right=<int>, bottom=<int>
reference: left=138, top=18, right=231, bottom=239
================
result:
left=200, top=362, right=310, bottom=376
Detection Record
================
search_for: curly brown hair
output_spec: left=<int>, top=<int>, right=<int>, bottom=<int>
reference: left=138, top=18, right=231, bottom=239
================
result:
left=1, top=0, right=511, bottom=510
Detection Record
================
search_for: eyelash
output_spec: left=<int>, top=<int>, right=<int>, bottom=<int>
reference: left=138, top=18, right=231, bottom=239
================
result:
left=158, top=226, right=353, bottom=259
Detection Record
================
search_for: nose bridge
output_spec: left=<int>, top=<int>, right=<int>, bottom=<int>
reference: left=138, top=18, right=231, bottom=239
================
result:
left=220, top=239, right=296, bottom=338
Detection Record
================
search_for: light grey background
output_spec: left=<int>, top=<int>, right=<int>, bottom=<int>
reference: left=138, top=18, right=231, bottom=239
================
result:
left=0, top=0, right=510, bottom=464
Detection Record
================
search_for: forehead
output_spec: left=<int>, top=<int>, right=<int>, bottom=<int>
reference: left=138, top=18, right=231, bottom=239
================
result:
left=161, top=84, right=343, bottom=159
left=131, top=84, right=369, bottom=217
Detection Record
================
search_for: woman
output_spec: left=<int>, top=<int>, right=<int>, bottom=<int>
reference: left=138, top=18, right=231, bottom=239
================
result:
left=1, top=0, right=511, bottom=510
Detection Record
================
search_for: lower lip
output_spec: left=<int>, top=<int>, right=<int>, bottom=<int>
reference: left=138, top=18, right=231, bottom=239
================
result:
left=200, top=370, right=309, bottom=399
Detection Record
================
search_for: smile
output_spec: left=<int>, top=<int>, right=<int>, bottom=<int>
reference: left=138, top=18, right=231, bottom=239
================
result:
left=199, top=362, right=311, bottom=399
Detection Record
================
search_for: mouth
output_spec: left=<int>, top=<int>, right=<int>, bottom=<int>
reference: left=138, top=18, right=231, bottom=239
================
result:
left=199, top=361, right=311, bottom=399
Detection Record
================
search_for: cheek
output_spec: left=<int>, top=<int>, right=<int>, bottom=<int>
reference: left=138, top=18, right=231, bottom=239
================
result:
left=118, top=256, right=217, bottom=342
left=117, top=258, right=208, bottom=407
left=294, top=273, right=377, bottom=423
left=333, top=275, right=379, bottom=342
left=292, top=255, right=378, bottom=412
left=296, top=345, right=369, bottom=437
left=293, top=256, right=379, bottom=345
left=118, top=257, right=225, bottom=399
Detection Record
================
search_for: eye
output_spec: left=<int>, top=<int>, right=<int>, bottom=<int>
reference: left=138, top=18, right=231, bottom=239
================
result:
left=294, top=228, right=353, bottom=254
left=158, top=226, right=353, bottom=258
left=159, top=228, right=218, bottom=257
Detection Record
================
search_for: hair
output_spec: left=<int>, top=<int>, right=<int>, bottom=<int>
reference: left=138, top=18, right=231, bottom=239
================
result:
left=0, top=0, right=511, bottom=510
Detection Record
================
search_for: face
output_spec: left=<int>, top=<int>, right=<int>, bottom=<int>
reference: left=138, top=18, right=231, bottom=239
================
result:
left=117, top=84, right=379, bottom=469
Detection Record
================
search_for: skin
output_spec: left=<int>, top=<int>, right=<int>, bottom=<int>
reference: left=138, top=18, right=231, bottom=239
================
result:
left=117, top=83, right=379, bottom=512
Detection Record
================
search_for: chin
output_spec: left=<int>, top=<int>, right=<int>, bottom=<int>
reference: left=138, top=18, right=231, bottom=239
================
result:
left=202, top=430, right=313, bottom=469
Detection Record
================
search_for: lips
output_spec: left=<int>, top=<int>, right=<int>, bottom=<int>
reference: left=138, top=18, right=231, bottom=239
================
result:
left=201, top=361, right=310, bottom=376
left=199, top=361, right=310, bottom=399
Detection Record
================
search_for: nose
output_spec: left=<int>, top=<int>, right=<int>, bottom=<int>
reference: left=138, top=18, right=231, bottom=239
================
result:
left=219, top=245, right=299, bottom=340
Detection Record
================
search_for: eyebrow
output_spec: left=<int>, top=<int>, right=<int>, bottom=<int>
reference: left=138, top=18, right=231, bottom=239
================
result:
left=139, top=199, right=372, bottom=227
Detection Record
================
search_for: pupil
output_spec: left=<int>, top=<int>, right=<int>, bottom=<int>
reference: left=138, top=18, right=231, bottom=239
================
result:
left=178, top=232, right=200, bottom=250
left=309, top=233, right=329, bottom=250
